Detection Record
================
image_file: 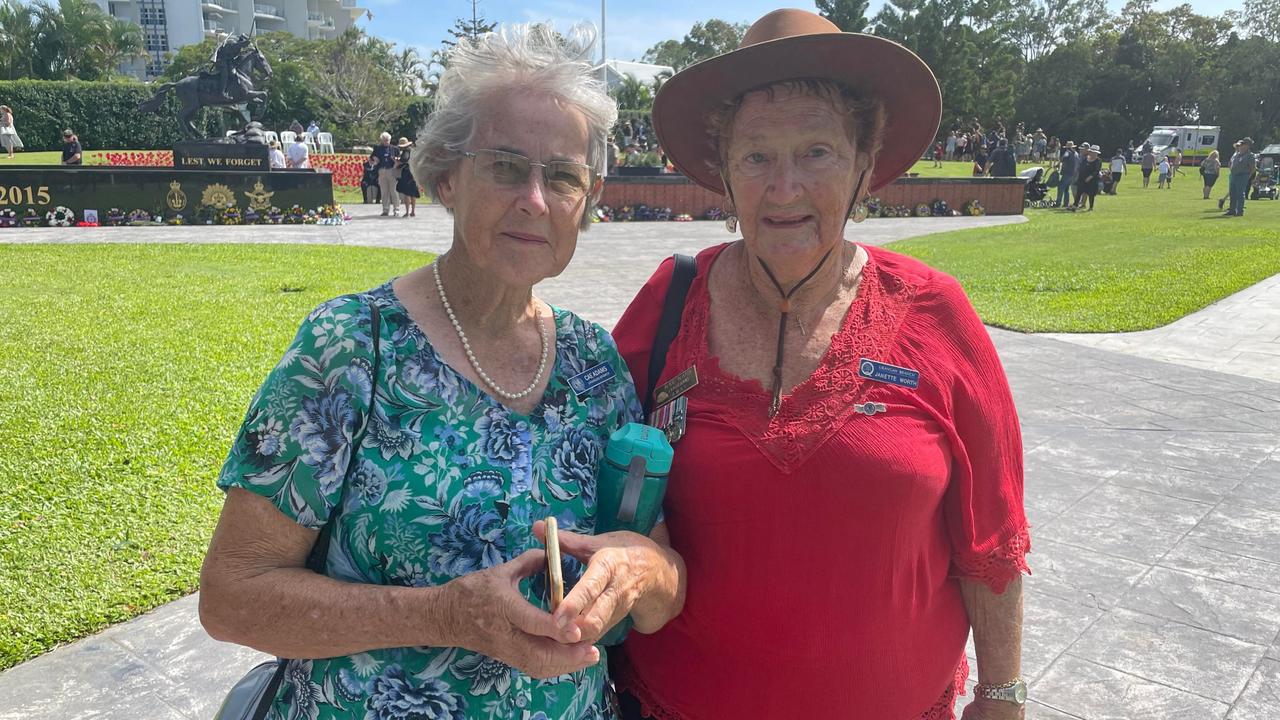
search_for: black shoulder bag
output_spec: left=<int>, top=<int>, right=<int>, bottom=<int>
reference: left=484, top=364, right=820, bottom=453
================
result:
left=644, top=254, right=697, bottom=417
left=213, top=298, right=382, bottom=720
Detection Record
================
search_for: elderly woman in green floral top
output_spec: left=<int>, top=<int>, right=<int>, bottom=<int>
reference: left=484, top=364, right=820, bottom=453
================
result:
left=200, top=24, right=687, bottom=720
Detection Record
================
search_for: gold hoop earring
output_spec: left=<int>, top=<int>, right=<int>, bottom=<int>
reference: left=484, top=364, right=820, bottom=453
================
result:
left=725, top=214, right=738, bottom=233
left=850, top=202, right=868, bottom=224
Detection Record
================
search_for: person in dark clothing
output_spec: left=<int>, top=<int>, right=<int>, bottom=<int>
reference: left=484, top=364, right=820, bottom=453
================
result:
left=60, top=129, right=82, bottom=165
left=369, top=132, right=400, bottom=216
left=361, top=156, right=381, bottom=204
left=986, top=137, right=1017, bottom=176
left=1074, top=144, right=1103, bottom=211
left=394, top=137, right=420, bottom=217
left=972, top=146, right=989, bottom=176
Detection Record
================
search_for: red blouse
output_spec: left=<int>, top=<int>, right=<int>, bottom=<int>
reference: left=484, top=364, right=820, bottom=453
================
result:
left=611, top=243, right=1030, bottom=720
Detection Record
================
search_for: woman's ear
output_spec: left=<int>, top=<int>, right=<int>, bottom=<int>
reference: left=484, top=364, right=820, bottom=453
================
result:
left=436, top=169, right=456, bottom=211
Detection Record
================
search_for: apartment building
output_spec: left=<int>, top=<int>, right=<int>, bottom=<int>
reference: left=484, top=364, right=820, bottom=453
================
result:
left=94, top=0, right=365, bottom=78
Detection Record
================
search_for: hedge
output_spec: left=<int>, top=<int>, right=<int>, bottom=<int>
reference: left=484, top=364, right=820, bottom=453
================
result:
left=0, top=80, right=234, bottom=152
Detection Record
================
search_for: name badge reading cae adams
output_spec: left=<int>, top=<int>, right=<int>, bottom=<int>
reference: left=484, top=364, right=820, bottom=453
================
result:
left=857, top=358, right=920, bottom=389
left=568, top=363, right=616, bottom=399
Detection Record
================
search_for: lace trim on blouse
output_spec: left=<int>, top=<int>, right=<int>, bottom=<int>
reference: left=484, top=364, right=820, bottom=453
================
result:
left=668, top=247, right=918, bottom=474
left=952, top=524, right=1032, bottom=594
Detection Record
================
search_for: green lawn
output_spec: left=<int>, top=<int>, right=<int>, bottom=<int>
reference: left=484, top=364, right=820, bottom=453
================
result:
left=0, top=244, right=429, bottom=670
left=891, top=161, right=1280, bottom=332
left=0, top=151, right=366, bottom=204
left=1, top=156, right=1278, bottom=671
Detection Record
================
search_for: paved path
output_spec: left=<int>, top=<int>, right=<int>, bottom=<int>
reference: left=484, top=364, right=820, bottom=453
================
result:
left=3, top=209, right=1279, bottom=720
left=1046, top=273, right=1280, bottom=386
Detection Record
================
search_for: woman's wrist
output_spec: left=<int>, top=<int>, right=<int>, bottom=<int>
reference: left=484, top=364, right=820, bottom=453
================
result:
left=628, top=541, right=684, bottom=631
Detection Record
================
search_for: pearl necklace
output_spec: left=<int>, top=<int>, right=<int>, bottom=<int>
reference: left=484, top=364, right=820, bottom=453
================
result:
left=432, top=260, right=550, bottom=400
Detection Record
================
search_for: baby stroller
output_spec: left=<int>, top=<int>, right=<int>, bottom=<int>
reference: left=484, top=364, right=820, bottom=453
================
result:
left=1020, top=166, right=1050, bottom=208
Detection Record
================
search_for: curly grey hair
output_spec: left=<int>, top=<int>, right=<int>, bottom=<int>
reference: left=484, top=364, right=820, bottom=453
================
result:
left=411, top=23, right=617, bottom=229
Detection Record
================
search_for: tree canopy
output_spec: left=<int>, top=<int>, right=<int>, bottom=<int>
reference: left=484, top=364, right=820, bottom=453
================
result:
left=0, top=0, right=144, bottom=81
left=630, top=4, right=1277, bottom=150
left=642, top=20, right=747, bottom=71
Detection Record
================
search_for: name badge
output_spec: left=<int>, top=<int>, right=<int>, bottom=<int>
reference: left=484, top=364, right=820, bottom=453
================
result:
left=653, top=365, right=698, bottom=406
left=648, top=395, right=689, bottom=443
left=568, top=363, right=616, bottom=399
left=857, top=358, right=920, bottom=389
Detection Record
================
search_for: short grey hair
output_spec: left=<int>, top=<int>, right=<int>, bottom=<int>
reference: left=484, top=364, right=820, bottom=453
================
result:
left=411, top=22, right=617, bottom=229
left=379, top=132, right=392, bottom=142
left=706, top=79, right=886, bottom=192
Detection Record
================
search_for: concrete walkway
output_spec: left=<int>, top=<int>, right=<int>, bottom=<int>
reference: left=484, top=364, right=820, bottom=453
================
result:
left=3, top=209, right=1279, bottom=719
left=1046, top=273, right=1280, bottom=386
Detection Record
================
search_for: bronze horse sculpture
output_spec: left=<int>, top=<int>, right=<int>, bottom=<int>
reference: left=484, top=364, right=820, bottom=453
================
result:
left=138, top=42, right=273, bottom=139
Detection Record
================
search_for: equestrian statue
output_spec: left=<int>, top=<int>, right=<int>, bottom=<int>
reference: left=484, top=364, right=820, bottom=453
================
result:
left=138, top=34, right=273, bottom=140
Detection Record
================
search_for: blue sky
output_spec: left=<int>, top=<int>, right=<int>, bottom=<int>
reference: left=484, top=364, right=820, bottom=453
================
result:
left=361, top=0, right=1242, bottom=64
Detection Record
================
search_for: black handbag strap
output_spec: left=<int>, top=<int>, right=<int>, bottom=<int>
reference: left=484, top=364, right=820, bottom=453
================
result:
left=253, top=296, right=382, bottom=720
left=644, top=254, right=697, bottom=416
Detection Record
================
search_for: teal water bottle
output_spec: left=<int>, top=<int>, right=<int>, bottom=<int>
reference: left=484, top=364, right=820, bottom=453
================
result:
left=594, top=422, right=673, bottom=645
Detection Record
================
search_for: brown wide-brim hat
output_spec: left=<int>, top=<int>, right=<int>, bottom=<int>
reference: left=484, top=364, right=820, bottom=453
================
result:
left=397, top=137, right=412, bottom=148
left=652, top=9, right=942, bottom=195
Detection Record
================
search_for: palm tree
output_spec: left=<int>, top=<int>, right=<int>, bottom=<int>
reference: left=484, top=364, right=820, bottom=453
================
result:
left=33, top=0, right=114, bottom=79
left=93, top=17, right=146, bottom=76
left=611, top=74, right=653, bottom=113
left=0, top=0, right=38, bottom=79
left=394, top=46, right=429, bottom=95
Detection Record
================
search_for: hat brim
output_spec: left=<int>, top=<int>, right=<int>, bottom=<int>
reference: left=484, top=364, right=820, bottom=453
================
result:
left=653, top=32, right=942, bottom=195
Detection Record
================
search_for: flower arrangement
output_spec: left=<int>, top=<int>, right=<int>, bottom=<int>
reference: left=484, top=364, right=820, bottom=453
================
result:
left=914, top=202, right=932, bottom=218
left=75, top=219, right=99, bottom=227
left=167, top=213, right=185, bottom=226
left=127, top=209, right=152, bottom=225
left=267, top=206, right=283, bottom=224
left=219, top=204, right=242, bottom=225
left=46, top=206, right=75, bottom=227
left=286, top=204, right=307, bottom=224
left=963, top=199, right=986, bottom=216
left=303, top=209, right=319, bottom=225
left=931, top=199, right=950, bottom=216
left=104, top=208, right=126, bottom=226
left=0, top=209, right=16, bottom=228
left=315, top=204, right=348, bottom=225
left=704, top=207, right=724, bottom=221
left=20, top=208, right=40, bottom=226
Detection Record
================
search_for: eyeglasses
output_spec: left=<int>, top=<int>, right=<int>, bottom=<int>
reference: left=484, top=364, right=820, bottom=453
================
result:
left=463, top=149, right=596, bottom=198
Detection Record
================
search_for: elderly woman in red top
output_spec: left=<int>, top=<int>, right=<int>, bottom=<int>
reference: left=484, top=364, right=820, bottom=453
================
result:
left=609, top=10, right=1031, bottom=720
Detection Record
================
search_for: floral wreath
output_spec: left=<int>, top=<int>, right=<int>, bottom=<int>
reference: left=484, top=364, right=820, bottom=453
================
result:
left=46, top=206, right=75, bottom=227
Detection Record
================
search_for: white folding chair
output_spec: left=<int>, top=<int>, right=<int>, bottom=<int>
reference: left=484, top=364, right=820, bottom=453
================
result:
left=305, top=134, right=318, bottom=153
left=263, top=130, right=279, bottom=145
left=280, top=130, right=297, bottom=145
left=225, top=130, right=237, bottom=137
left=316, top=132, right=335, bottom=153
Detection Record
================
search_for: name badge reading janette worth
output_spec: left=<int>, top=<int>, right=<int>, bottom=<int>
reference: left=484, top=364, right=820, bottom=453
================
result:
left=857, top=358, right=920, bottom=389
left=653, top=365, right=699, bottom=406
left=568, top=363, right=616, bottom=399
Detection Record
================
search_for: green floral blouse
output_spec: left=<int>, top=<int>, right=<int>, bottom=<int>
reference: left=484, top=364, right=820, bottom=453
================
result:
left=217, top=281, right=642, bottom=720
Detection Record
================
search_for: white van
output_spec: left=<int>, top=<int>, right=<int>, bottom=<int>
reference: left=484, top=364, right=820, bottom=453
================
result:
left=1141, top=125, right=1220, bottom=164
